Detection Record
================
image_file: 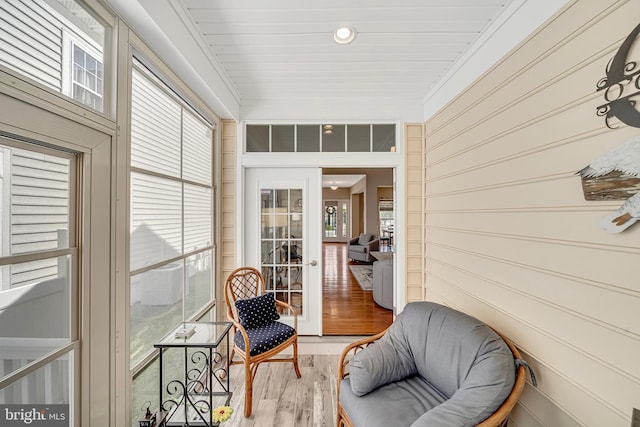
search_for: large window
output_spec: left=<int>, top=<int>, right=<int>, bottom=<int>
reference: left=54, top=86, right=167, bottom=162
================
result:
left=0, top=0, right=105, bottom=113
left=129, top=63, right=215, bottom=368
left=0, top=138, right=77, bottom=419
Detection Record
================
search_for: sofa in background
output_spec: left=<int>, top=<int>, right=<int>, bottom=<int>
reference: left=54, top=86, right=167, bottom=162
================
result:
left=372, top=258, right=392, bottom=310
left=337, top=302, right=533, bottom=427
left=347, top=233, right=379, bottom=262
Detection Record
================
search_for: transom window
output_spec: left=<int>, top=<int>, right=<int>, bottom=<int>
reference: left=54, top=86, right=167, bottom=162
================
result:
left=246, top=124, right=396, bottom=152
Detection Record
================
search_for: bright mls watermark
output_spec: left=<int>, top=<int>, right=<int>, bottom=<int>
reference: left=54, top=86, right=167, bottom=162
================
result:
left=0, top=405, right=68, bottom=426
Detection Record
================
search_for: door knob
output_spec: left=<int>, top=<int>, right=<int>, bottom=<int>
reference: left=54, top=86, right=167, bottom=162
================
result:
left=306, top=260, right=317, bottom=266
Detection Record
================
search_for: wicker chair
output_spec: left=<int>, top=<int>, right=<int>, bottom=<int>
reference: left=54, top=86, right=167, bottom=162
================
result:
left=337, top=330, right=387, bottom=427
left=225, top=266, right=301, bottom=417
left=337, top=304, right=530, bottom=427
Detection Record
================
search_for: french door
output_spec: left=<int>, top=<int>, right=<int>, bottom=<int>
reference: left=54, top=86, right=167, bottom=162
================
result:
left=323, top=200, right=349, bottom=243
left=244, top=168, right=322, bottom=335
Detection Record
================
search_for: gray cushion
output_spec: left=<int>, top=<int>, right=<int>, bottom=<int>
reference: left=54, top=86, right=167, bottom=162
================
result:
left=349, top=245, right=367, bottom=254
left=340, top=376, right=446, bottom=427
left=345, top=302, right=516, bottom=426
left=357, top=233, right=373, bottom=245
left=348, top=319, right=416, bottom=396
left=401, top=302, right=515, bottom=411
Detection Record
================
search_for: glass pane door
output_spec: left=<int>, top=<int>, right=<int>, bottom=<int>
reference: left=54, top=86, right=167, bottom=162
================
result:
left=245, top=167, right=321, bottom=335
left=324, top=201, right=338, bottom=238
left=260, top=188, right=304, bottom=315
left=323, top=200, right=349, bottom=242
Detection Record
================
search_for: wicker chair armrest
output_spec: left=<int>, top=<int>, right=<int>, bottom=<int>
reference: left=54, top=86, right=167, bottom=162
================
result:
left=227, top=317, right=251, bottom=352
left=336, top=329, right=388, bottom=407
left=337, top=328, right=388, bottom=381
left=476, top=330, right=528, bottom=427
left=275, top=298, right=298, bottom=330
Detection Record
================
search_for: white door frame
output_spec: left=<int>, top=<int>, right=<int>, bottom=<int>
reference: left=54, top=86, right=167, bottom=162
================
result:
left=0, top=90, right=114, bottom=426
left=243, top=167, right=323, bottom=335
left=238, top=121, right=407, bottom=325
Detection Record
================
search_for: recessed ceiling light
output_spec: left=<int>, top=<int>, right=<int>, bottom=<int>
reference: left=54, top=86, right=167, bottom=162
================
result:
left=334, top=26, right=356, bottom=44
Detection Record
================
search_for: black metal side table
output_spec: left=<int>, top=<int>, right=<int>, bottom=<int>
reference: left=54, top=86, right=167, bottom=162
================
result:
left=154, top=322, right=233, bottom=426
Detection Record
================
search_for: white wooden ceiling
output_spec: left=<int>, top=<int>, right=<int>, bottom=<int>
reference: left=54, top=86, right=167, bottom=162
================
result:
left=106, top=0, right=566, bottom=120
left=182, top=0, right=509, bottom=101
left=179, top=0, right=513, bottom=118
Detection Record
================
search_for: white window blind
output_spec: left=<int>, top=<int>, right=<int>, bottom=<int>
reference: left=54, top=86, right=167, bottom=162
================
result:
left=130, top=69, right=181, bottom=178
left=184, top=184, right=212, bottom=253
left=129, top=62, right=215, bottom=369
left=130, top=172, right=182, bottom=271
left=183, top=110, right=212, bottom=184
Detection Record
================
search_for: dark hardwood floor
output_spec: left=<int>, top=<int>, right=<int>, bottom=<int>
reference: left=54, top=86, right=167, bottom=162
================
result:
left=321, top=243, right=393, bottom=335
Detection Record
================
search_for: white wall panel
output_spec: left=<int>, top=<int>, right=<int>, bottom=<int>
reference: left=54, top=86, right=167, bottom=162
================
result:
left=428, top=244, right=639, bottom=336
left=427, top=210, right=640, bottom=250
left=427, top=228, right=639, bottom=289
left=424, top=1, right=640, bottom=425
left=427, top=179, right=589, bottom=210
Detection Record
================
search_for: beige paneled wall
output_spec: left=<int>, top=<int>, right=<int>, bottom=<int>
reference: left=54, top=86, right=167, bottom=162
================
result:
left=405, top=123, right=424, bottom=302
left=424, top=1, right=639, bottom=426
left=220, top=120, right=237, bottom=311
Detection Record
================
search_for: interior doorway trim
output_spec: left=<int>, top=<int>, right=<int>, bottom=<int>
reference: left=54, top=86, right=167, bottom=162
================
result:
left=238, top=121, right=407, bottom=317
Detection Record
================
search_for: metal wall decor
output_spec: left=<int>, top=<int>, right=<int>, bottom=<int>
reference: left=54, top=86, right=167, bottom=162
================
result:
left=596, top=23, right=640, bottom=129
left=587, top=23, right=640, bottom=233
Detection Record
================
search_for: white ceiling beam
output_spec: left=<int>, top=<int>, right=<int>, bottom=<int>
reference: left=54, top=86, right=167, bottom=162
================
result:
left=423, top=0, right=569, bottom=120
left=105, top=0, right=241, bottom=120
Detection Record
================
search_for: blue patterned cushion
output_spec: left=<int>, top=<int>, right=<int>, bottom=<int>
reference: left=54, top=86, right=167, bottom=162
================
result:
left=235, top=292, right=280, bottom=329
left=234, top=321, right=296, bottom=356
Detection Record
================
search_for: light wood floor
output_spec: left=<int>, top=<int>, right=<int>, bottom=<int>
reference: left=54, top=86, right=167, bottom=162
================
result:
left=321, top=243, right=393, bottom=336
left=224, top=354, right=339, bottom=427
left=222, top=244, right=392, bottom=426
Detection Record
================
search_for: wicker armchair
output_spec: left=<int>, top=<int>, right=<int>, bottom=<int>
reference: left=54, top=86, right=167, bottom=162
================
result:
left=225, top=266, right=301, bottom=417
left=337, top=330, right=387, bottom=427
left=337, top=303, right=531, bottom=427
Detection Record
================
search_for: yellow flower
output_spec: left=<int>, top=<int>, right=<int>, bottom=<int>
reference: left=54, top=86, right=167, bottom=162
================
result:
left=212, top=406, right=233, bottom=423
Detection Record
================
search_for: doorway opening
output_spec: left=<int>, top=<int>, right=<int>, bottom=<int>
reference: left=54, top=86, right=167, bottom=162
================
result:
left=321, top=168, right=394, bottom=335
